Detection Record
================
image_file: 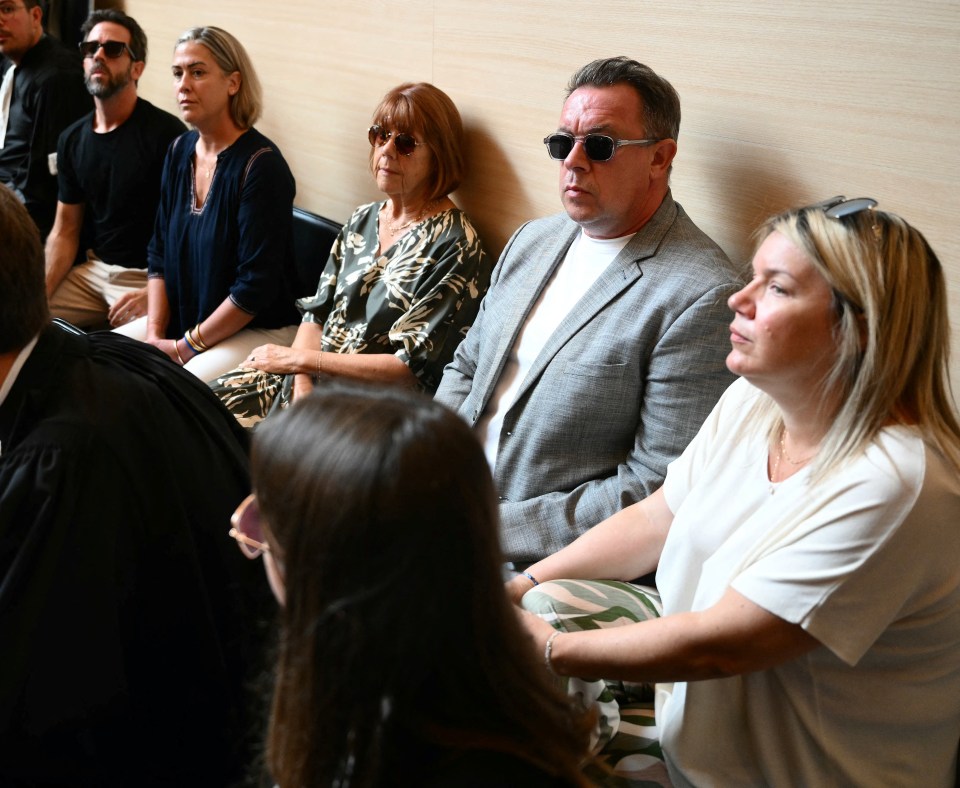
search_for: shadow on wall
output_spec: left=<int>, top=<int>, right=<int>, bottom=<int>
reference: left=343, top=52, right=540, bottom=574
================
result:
left=695, top=134, right=818, bottom=265
left=456, top=122, right=536, bottom=261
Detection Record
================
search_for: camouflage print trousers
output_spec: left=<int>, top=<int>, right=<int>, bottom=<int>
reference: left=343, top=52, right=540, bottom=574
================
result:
left=522, top=580, right=671, bottom=787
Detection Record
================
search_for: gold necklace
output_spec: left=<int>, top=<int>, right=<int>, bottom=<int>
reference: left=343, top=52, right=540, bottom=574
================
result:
left=770, top=435, right=783, bottom=493
left=770, top=426, right=816, bottom=493
left=383, top=199, right=439, bottom=234
left=781, top=428, right=817, bottom=466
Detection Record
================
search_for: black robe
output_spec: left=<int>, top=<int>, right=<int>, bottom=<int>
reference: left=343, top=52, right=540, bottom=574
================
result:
left=0, top=324, right=271, bottom=787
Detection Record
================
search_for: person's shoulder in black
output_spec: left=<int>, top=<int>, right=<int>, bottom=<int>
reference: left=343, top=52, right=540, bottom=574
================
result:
left=0, top=324, right=268, bottom=787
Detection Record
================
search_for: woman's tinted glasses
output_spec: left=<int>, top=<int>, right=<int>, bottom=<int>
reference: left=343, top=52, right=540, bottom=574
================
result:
left=543, top=132, right=661, bottom=162
left=229, top=493, right=270, bottom=558
left=368, top=125, right=421, bottom=156
left=79, top=40, right=136, bottom=59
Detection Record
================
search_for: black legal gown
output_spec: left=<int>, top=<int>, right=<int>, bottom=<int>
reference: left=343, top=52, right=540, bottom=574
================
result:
left=0, top=324, right=272, bottom=787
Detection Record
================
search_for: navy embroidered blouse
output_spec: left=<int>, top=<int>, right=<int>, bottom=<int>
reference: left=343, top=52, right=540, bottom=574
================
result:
left=147, top=127, right=300, bottom=339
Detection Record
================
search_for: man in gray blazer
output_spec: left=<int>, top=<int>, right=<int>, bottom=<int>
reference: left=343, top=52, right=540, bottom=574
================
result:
left=434, top=56, right=741, bottom=566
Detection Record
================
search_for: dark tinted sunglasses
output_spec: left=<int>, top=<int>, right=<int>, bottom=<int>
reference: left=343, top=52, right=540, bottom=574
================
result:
left=229, top=493, right=270, bottom=559
left=543, top=132, right=661, bottom=162
left=79, top=39, right=136, bottom=59
left=368, top=124, right=421, bottom=156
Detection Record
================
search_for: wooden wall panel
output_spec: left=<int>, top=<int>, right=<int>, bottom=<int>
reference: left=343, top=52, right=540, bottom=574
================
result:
left=122, top=0, right=960, bottom=400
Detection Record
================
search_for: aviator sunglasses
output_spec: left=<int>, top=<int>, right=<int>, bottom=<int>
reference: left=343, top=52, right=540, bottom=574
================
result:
left=229, top=493, right=270, bottom=559
left=368, top=124, right=422, bottom=156
left=79, top=39, right=137, bottom=59
left=543, top=132, right=662, bottom=162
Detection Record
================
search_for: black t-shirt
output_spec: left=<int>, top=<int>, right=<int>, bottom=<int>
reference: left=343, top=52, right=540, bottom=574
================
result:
left=57, top=97, right=186, bottom=268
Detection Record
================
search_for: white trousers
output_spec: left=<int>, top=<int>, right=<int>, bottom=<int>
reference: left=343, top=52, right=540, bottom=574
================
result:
left=114, top=317, right=298, bottom=383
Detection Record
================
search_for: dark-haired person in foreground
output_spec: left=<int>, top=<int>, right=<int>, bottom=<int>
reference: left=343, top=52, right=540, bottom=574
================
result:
left=435, top=56, right=740, bottom=566
left=0, top=183, right=267, bottom=786
left=232, top=382, right=590, bottom=786
left=45, top=8, right=185, bottom=329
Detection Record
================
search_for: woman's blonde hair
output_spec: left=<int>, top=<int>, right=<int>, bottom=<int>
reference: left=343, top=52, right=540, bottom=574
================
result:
left=176, top=26, right=262, bottom=129
left=749, top=201, right=960, bottom=477
left=368, top=82, right=465, bottom=201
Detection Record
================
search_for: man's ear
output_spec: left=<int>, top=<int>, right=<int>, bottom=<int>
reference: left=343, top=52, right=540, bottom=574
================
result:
left=28, top=4, right=43, bottom=30
left=649, top=139, right=678, bottom=179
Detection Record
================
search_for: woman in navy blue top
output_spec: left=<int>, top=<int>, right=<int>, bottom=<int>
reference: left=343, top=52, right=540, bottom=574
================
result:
left=118, top=26, right=298, bottom=380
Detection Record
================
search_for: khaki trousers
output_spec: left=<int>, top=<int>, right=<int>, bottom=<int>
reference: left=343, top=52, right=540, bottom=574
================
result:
left=48, top=254, right=147, bottom=329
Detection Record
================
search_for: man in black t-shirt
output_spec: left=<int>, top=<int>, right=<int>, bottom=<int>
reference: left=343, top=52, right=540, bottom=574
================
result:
left=45, top=9, right=185, bottom=329
left=0, top=0, right=91, bottom=239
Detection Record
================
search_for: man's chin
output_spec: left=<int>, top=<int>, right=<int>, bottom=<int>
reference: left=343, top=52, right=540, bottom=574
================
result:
left=85, top=80, right=122, bottom=100
left=561, top=199, right=596, bottom=225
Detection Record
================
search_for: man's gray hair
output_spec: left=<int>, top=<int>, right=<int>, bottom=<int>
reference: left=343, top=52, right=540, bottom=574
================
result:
left=566, top=56, right=681, bottom=142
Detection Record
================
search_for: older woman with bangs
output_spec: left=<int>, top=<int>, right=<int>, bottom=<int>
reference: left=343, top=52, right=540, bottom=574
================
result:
left=116, top=26, right=300, bottom=380
left=510, top=197, right=960, bottom=787
left=211, top=82, right=488, bottom=426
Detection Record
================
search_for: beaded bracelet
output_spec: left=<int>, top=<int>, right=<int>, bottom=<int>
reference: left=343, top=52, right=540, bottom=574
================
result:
left=521, top=571, right=540, bottom=587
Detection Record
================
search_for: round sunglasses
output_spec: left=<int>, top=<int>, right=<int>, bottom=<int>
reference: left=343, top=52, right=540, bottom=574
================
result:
left=368, top=124, right=422, bottom=157
left=543, top=132, right=662, bottom=162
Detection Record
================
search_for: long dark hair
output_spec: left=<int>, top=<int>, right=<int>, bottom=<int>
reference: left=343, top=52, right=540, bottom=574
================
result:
left=251, top=383, right=590, bottom=786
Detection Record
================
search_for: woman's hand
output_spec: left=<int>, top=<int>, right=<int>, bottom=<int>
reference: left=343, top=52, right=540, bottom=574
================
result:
left=506, top=574, right=537, bottom=606
left=244, top=344, right=313, bottom=375
left=516, top=607, right=561, bottom=662
left=150, top=337, right=193, bottom=365
left=107, top=288, right=148, bottom=327
left=291, top=373, right=315, bottom=403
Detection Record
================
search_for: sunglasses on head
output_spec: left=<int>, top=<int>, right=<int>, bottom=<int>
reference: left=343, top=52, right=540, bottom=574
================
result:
left=79, top=39, right=136, bottom=59
left=368, top=124, right=421, bottom=156
left=543, top=132, right=662, bottom=162
left=811, top=195, right=878, bottom=220
left=229, top=493, right=270, bottom=559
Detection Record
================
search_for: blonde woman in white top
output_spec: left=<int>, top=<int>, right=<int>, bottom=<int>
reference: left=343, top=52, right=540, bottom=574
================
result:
left=511, top=198, right=960, bottom=787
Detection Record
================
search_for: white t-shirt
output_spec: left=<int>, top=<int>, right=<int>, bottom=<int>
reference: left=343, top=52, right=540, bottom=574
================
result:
left=657, top=377, right=960, bottom=788
left=479, top=230, right=631, bottom=469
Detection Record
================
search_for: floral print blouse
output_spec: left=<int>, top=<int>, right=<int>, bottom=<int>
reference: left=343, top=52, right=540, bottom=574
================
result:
left=298, top=201, right=489, bottom=392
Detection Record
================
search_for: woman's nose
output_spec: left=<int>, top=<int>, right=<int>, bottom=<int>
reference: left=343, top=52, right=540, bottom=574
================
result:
left=728, top=280, right=755, bottom=314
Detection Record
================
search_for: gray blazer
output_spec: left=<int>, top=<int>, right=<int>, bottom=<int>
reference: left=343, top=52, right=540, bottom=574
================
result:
left=435, top=193, right=742, bottom=563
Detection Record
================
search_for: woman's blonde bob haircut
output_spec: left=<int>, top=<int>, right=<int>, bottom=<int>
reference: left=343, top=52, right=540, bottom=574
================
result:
left=368, top=82, right=465, bottom=201
left=749, top=201, right=960, bottom=477
left=176, top=26, right=262, bottom=130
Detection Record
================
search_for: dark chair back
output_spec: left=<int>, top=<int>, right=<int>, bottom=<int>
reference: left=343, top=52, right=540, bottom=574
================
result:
left=292, top=207, right=342, bottom=298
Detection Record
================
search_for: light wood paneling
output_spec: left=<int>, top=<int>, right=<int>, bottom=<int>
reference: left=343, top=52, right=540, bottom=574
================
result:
left=122, top=0, right=960, bottom=400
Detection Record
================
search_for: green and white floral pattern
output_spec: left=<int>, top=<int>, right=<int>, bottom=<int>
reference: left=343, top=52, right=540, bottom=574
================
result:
left=210, top=201, right=488, bottom=427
